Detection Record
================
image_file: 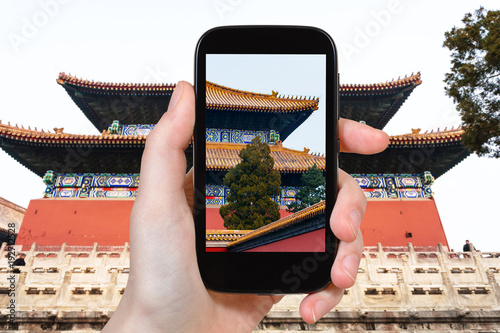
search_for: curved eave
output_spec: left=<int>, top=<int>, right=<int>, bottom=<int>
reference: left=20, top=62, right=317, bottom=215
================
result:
left=340, top=140, right=470, bottom=178
left=206, top=81, right=319, bottom=140
left=339, top=73, right=421, bottom=96
left=0, top=127, right=148, bottom=148
left=0, top=127, right=323, bottom=177
left=206, top=81, right=319, bottom=113
left=57, top=73, right=176, bottom=94
left=2, top=138, right=469, bottom=179
left=340, top=84, right=418, bottom=130
left=57, top=73, right=420, bottom=133
left=0, top=140, right=193, bottom=177
left=57, top=73, right=175, bottom=132
left=339, top=73, right=421, bottom=130
left=2, top=118, right=468, bottom=180
left=59, top=72, right=420, bottom=99
left=0, top=124, right=193, bottom=176
left=0, top=137, right=148, bottom=177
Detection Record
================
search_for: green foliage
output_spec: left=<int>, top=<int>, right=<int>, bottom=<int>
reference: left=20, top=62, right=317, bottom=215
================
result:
left=219, top=137, right=281, bottom=230
left=443, top=7, right=500, bottom=157
left=287, top=164, right=325, bottom=213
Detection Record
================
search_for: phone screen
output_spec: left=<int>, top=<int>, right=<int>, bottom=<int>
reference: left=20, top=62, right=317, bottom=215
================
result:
left=195, top=26, right=337, bottom=293
left=205, top=54, right=327, bottom=253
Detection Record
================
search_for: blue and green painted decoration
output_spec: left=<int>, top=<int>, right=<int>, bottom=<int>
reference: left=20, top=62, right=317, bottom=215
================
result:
left=107, top=120, right=281, bottom=145
left=43, top=171, right=434, bottom=201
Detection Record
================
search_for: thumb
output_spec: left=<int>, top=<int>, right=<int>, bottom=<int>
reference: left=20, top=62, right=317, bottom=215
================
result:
left=130, top=81, right=195, bottom=259
left=136, top=81, right=195, bottom=212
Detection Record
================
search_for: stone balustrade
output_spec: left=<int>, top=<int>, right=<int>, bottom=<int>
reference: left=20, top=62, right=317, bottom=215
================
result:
left=1, top=242, right=499, bottom=331
left=0, top=242, right=129, bottom=316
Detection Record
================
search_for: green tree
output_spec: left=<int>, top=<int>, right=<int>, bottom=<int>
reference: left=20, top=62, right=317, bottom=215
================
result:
left=443, top=7, right=500, bottom=157
left=287, top=164, right=325, bottom=213
left=220, top=137, right=281, bottom=230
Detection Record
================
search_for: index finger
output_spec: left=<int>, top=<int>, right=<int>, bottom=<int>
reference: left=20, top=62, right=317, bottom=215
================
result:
left=339, top=118, right=389, bottom=154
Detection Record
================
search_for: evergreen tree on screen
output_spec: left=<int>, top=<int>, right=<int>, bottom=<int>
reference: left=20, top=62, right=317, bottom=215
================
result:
left=220, top=137, right=281, bottom=230
left=287, top=164, right=325, bottom=213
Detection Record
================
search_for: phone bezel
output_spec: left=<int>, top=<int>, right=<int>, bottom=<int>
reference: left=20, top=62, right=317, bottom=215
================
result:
left=194, top=26, right=338, bottom=294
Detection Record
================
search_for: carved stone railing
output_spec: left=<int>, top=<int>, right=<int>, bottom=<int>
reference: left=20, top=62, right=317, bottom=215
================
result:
left=263, top=243, right=500, bottom=331
left=0, top=242, right=129, bottom=315
left=1, top=242, right=499, bottom=331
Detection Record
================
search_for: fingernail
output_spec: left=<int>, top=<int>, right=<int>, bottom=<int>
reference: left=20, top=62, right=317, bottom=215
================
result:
left=313, top=299, right=329, bottom=323
left=167, top=81, right=184, bottom=111
left=342, top=254, right=358, bottom=283
left=348, top=209, right=361, bottom=239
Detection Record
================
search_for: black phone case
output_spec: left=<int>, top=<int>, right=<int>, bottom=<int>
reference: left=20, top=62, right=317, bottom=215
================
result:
left=194, top=26, right=339, bottom=294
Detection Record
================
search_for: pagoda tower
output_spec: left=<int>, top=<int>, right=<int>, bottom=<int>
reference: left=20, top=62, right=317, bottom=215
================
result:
left=0, top=72, right=470, bottom=251
left=4, top=73, right=500, bottom=333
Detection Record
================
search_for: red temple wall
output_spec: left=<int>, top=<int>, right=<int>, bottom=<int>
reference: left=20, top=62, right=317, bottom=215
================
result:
left=210, top=198, right=449, bottom=251
left=206, top=246, right=228, bottom=252
left=16, top=199, right=132, bottom=246
left=360, top=198, right=449, bottom=248
left=16, top=198, right=448, bottom=250
left=244, top=229, right=325, bottom=252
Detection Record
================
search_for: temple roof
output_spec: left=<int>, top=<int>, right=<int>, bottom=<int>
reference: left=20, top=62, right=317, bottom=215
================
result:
left=0, top=122, right=468, bottom=179
left=0, top=121, right=154, bottom=176
left=58, top=72, right=420, bottom=132
left=206, top=81, right=319, bottom=140
left=57, top=73, right=176, bottom=132
left=340, top=73, right=421, bottom=129
left=206, top=141, right=325, bottom=173
left=207, top=81, right=319, bottom=113
left=340, top=73, right=421, bottom=97
left=340, top=127, right=470, bottom=178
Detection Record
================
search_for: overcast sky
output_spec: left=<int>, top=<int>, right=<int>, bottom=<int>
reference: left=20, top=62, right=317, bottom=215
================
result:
left=0, top=0, right=499, bottom=252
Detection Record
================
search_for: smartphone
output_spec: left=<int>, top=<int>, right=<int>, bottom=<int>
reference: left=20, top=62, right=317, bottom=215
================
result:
left=194, top=26, right=338, bottom=293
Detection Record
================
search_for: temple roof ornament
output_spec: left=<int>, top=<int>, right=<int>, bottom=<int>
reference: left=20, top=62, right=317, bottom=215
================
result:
left=0, top=122, right=148, bottom=142
left=389, top=126, right=464, bottom=146
left=57, top=73, right=176, bottom=92
left=58, top=71, right=421, bottom=97
left=339, top=72, right=422, bottom=95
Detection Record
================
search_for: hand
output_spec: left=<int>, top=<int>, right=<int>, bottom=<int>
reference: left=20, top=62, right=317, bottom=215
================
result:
left=102, top=81, right=389, bottom=332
